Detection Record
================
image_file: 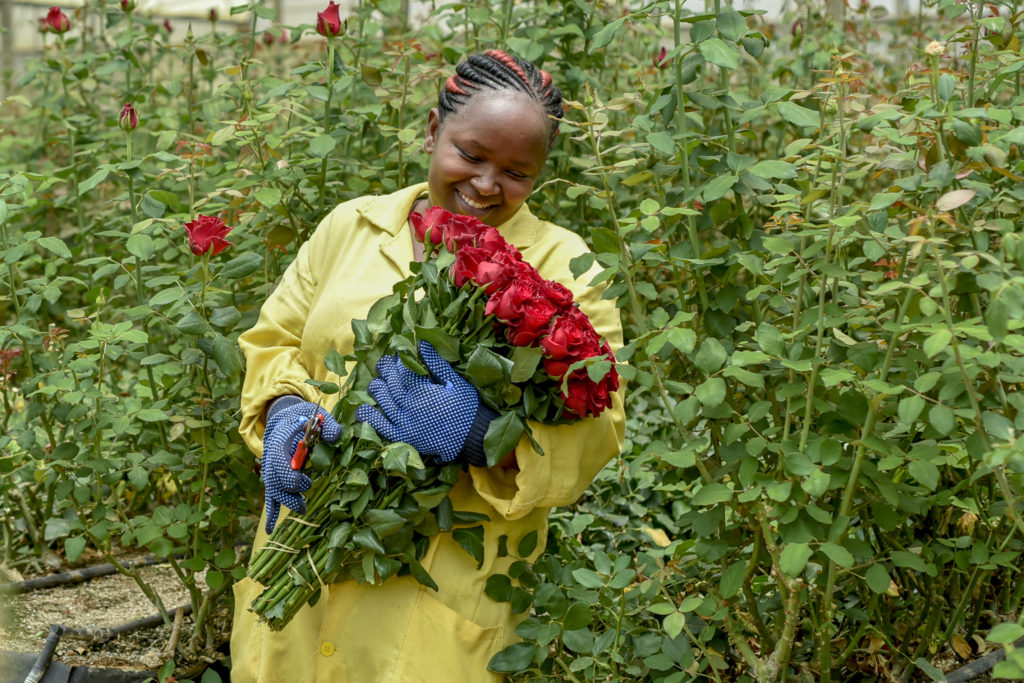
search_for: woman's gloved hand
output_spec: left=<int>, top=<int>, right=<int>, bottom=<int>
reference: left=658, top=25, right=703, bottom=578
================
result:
left=262, top=398, right=342, bottom=533
left=355, top=340, right=496, bottom=465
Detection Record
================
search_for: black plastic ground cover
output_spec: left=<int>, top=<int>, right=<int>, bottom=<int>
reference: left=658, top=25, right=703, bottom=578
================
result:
left=0, top=651, right=153, bottom=683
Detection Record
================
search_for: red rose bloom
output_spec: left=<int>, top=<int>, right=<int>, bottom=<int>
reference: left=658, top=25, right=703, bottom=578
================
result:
left=541, top=306, right=600, bottom=361
left=562, top=370, right=612, bottom=418
left=453, top=245, right=523, bottom=294
left=316, top=1, right=343, bottom=37
left=485, top=269, right=544, bottom=323
left=559, top=352, right=618, bottom=418
left=411, top=206, right=493, bottom=253
left=474, top=226, right=506, bottom=253
left=45, top=7, right=70, bottom=34
left=508, top=293, right=561, bottom=346
left=184, top=214, right=233, bottom=256
left=451, top=244, right=492, bottom=289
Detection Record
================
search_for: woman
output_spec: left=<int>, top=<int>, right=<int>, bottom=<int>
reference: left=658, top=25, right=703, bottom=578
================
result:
left=231, top=51, right=625, bottom=682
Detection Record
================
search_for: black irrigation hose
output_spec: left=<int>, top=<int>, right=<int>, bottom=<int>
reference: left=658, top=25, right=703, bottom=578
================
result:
left=0, top=555, right=165, bottom=595
left=20, top=603, right=194, bottom=683
left=22, top=625, right=62, bottom=683
left=945, top=636, right=1024, bottom=683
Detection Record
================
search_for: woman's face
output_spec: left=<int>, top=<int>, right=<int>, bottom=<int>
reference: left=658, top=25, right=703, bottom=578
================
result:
left=424, top=91, right=551, bottom=228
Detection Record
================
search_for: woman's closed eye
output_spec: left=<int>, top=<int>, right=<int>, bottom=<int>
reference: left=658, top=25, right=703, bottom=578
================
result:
left=455, top=146, right=480, bottom=162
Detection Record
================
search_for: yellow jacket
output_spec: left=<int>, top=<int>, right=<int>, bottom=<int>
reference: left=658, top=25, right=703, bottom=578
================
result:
left=231, top=183, right=625, bottom=682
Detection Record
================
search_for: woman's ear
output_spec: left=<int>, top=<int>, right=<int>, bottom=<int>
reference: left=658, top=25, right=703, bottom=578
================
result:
left=423, top=108, right=441, bottom=153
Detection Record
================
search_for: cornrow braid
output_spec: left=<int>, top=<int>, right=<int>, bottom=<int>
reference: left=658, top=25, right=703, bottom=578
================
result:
left=437, top=50, right=563, bottom=143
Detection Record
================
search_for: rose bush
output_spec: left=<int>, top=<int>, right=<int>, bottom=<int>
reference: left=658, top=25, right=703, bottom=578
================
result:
left=2, top=0, right=1024, bottom=680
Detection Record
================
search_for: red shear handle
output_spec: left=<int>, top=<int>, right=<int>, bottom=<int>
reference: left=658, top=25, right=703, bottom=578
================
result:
left=290, top=413, right=325, bottom=470
left=290, top=441, right=309, bottom=471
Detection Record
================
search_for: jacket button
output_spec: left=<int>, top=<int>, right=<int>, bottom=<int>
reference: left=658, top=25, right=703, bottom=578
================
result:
left=319, top=641, right=335, bottom=657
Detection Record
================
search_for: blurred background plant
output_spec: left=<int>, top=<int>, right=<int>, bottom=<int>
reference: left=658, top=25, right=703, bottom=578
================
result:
left=2, top=0, right=1024, bottom=679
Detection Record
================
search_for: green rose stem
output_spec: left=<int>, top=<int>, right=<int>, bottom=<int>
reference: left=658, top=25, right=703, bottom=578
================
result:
left=672, top=0, right=710, bottom=314
left=125, top=13, right=133, bottom=95
left=966, top=1, right=982, bottom=106
left=124, top=123, right=166, bottom=442
left=396, top=54, right=410, bottom=188
left=319, top=37, right=336, bottom=214
left=809, top=73, right=851, bottom=683
left=57, top=34, right=84, bottom=232
left=193, top=251, right=213, bottom=565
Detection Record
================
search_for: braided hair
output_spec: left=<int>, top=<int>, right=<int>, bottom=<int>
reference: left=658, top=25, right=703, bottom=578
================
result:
left=438, top=50, right=563, bottom=144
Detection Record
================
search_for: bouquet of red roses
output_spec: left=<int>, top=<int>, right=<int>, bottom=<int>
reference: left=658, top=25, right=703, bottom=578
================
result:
left=246, top=207, right=618, bottom=630
left=415, top=206, right=619, bottom=419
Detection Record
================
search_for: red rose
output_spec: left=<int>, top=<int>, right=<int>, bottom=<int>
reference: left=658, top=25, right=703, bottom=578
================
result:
left=209, top=9, right=218, bottom=21
left=452, top=244, right=491, bottom=289
left=474, top=226, right=507, bottom=253
left=163, top=18, right=172, bottom=33
left=538, top=278, right=573, bottom=311
left=560, top=361, right=617, bottom=419
left=467, top=246, right=524, bottom=294
left=121, top=0, right=136, bottom=13
left=118, top=103, right=138, bottom=132
left=485, top=269, right=543, bottom=323
left=184, top=214, right=233, bottom=256
left=316, top=1, right=344, bottom=37
left=45, top=7, right=70, bottom=34
left=653, top=46, right=668, bottom=69
left=508, top=294, right=560, bottom=346
left=410, top=207, right=444, bottom=246
left=541, top=307, right=600, bottom=361
left=442, top=213, right=487, bottom=252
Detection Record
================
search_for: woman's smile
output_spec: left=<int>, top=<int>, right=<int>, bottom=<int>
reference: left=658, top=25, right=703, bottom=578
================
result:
left=423, top=91, right=550, bottom=227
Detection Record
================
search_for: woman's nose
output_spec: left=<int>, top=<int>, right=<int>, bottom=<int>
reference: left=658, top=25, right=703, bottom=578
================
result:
left=471, top=171, right=499, bottom=196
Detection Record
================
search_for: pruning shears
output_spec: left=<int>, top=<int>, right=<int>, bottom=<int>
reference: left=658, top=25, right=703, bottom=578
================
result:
left=289, top=399, right=325, bottom=471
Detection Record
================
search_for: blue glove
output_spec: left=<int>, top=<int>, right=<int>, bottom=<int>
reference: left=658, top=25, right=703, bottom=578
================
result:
left=262, top=397, right=342, bottom=533
left=355, top=340, right=496, bottom=465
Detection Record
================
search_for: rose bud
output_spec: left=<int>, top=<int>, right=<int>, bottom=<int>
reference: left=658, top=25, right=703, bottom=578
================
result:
left=121, top=0, right=136, bottom=12
left=118, top=103, right=139, bottom=132
left=45, top=7, right=71, bottom=34
left=209, top=9, right=218, bottom=22
left=653, top=46, right=668, bottom=69
left=163, top=18, right=172, bottom=33
left=184, top=214, right=233, bottom=256
left=316, top=1, right=344, bottom=37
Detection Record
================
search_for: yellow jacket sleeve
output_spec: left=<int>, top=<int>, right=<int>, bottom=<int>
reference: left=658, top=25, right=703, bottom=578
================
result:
left=236, top=212, right=339, bottom=457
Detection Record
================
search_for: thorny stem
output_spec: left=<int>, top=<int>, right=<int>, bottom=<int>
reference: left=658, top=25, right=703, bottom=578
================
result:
left=59, top=37, right=84, bottom=232
left=673, top=0, right=710, bottom=313
left=967, top=1, right=981, bottom=106
left=319, top=39, right=336, bottom=214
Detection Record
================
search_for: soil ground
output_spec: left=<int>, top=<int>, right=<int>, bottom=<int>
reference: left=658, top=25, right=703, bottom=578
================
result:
left=0, top=556, right=228, bottom=678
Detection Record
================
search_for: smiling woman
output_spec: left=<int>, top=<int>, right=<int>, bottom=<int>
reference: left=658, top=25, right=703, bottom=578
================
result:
left=229, top=49, right=625, bottom=683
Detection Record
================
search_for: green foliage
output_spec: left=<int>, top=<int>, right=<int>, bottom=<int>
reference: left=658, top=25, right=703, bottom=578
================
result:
left=2, top=0, right=1024, bottom=679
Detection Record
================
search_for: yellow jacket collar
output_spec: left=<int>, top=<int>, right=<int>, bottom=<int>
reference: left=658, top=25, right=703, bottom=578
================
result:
left=356, top=182, right=539, bottom=248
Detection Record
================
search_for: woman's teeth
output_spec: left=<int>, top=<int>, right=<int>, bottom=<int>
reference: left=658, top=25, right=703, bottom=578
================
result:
left=459, top=191, right=494, bottom=210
